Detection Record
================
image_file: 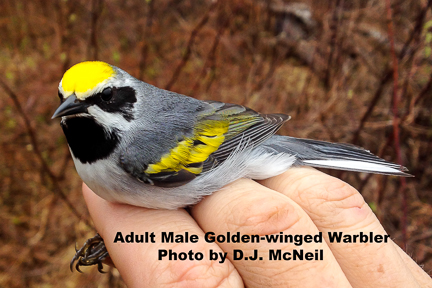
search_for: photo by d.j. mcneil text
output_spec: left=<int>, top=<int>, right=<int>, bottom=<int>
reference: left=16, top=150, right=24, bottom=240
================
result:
left=113, top=230, right=390, bottom=263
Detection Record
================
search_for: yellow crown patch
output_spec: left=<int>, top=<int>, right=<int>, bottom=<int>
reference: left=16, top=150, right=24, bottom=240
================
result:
left=61, top=61, right=115, bottom=99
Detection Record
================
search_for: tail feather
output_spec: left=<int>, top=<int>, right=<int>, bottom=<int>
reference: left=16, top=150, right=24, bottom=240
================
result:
left=262, top=135, right=411, bottom=176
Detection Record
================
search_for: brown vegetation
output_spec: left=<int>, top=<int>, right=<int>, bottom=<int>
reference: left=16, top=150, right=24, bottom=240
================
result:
left=0, top=0, right=431, bottom=286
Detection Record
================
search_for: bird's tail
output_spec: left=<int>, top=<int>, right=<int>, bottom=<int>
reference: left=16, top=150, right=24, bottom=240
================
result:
left=261, top=135, right=411, bottom=176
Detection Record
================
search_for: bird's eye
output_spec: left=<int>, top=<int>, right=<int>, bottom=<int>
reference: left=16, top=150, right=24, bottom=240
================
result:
left=101, top=87, right=113, bottom=101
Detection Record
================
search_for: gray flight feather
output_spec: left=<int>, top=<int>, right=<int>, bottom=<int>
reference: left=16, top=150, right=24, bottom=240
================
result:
left=260, top=135, right=410, bottom=176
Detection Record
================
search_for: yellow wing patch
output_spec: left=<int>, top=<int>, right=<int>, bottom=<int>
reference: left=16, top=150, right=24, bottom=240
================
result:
left=60, top=61, right=115, bottom=100
left=146, top=120, right=229, bottom=175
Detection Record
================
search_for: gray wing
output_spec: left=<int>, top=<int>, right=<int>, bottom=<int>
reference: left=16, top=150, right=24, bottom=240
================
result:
left=120, top=96, right=291, bottom=186
left=202, top=112, right=290, bottom=172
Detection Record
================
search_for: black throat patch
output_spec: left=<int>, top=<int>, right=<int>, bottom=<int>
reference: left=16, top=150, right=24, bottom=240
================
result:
left=61, top=117, right=120, bottom=164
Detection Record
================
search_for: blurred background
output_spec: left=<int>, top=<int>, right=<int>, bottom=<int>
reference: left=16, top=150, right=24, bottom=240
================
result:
left=1, top=0, right=431, bottom=286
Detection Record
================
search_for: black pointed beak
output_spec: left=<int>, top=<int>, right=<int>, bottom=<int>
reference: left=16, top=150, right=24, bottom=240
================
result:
left=52, top=94, right=89, bottom=119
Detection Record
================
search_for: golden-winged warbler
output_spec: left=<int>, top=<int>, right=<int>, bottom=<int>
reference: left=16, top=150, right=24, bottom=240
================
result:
left=52, top=61, right=408, bottom=271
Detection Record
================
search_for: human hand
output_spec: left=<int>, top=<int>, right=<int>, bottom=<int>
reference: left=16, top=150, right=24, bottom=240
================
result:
left=82, top=167, right=432, bottom=287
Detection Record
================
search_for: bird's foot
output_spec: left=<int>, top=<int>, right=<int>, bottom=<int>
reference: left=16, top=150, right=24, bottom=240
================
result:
left=70, top=233, right=110, bottom=273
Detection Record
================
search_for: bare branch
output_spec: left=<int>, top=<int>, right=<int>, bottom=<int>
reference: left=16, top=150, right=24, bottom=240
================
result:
left=87, top=0, right=104, bottom=60
left=0, top=77, right=92, bottom=228
left=386, top=0, right=407, bottom=250
left=165, top=1, right=219, bottom=90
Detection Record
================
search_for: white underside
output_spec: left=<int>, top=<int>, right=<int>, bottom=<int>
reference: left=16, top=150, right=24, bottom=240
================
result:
left=73, top=144, right=296, bottom=210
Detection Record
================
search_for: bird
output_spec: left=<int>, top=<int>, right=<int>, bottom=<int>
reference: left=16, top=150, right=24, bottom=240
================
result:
left=52, top=61, right=409, bottom=271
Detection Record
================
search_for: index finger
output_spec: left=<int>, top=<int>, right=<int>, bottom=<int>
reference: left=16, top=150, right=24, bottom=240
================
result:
left=260, top=167, right=422, bottom=287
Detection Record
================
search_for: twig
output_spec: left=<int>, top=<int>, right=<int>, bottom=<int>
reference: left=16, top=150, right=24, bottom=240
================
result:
left=138, top=0, right=155, bottom=81
left=398, top=1, right=432, bottom=118
left=190, top=9, right=230, bottom=96
left=324, top=0, right=343, bottom=91
left=56, top=0, right=79, bottom=73
left=400, top=70, right=432, bottom=124
left=351, top=0, right=432, bottom=145
left=411, top=72, right=432, bottom=110
left=352, top=72, right=392, bottom=144
left=87, top=0, right=104, bottom=60
left=165, top=0, right=219, bottom=90
left=57, top=152, right=71, bottom=181
left=386, top=0, right=407, bottom=250
left=399, top=60, right=418, bottom=112
left=408, top=230, right=432, bottom=244
left=398, top=0, right=432, bottom=60
left=253, top=46, right=281, bottom=93
left=0, top=78, right=92, bottom=228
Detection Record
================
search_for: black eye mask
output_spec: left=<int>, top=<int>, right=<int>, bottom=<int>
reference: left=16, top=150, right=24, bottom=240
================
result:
left=86, top=86, right=137, bottom=121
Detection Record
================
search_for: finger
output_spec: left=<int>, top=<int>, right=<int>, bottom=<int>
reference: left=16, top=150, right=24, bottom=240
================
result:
left=259, top=167, right=420, bottom=288
left=394, top=244, right=432, bottom=287
left=191, top=178, right=352, bottom=288
left=82, top=184, right=242, bottom=288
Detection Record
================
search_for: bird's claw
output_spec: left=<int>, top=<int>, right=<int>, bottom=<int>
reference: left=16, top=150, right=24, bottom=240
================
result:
left=70, top=233, right=109, bottom=273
